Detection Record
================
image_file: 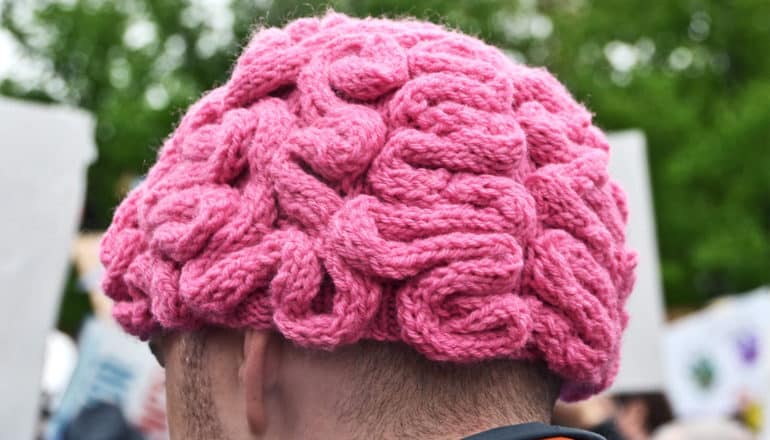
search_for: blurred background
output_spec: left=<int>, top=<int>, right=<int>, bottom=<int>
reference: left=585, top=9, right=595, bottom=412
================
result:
left=0, top=0, right=768, bottom=439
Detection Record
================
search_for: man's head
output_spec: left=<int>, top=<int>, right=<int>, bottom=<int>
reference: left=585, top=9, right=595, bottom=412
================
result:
left=101, top=11, right=636, bottom=439
left=155, top=328, right=561, bottom=439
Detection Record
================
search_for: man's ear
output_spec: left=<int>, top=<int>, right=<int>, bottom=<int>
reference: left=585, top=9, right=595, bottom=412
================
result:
left=240, top=330, right=275, bottom=435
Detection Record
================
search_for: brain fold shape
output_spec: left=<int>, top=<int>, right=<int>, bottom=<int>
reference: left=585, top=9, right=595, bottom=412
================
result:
left=100, top=12, right=636, bottom=401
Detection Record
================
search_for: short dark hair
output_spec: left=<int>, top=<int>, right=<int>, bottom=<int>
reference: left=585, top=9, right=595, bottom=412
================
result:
left=311, top=340, right=561, bottom=438
left=180, top=330, right=560, bottom=438
left=178, top=330, right=228, bottom=439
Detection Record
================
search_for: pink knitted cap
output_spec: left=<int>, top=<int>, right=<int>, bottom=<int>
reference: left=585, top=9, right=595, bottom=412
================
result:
left=100, top=12, right=637, bottom=401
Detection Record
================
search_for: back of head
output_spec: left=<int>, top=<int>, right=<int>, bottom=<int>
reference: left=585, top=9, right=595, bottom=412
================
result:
left=178, top=329, right=562, bottom=438
left=293, top=340, right=561, bottom=437
left=100, top=10, right=636, bottom=438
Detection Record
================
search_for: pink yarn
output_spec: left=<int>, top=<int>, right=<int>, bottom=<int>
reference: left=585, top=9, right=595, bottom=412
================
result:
left=100, top=12, right=637, bottom=401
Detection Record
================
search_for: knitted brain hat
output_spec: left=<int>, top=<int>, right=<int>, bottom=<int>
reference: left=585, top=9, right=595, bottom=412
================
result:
left=100, top=12, right=637, bottom=401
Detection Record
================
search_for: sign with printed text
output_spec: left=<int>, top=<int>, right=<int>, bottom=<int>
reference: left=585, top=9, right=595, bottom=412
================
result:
left=47, top=318, right=169, bottom=440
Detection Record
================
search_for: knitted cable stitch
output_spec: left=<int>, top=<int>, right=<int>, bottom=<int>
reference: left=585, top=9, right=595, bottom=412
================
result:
left=100, top=12, right=637, bottom=401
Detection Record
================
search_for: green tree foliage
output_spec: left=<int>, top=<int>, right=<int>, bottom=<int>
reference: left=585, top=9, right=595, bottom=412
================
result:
left=2, top=0, right=768, bottom=312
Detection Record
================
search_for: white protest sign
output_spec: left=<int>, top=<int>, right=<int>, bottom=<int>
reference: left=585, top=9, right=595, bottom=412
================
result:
left=0, top=98, right=95, bottom=440
left=663, top=288, right=770, bottom=423
left=606, top=130, right=667, bottom=393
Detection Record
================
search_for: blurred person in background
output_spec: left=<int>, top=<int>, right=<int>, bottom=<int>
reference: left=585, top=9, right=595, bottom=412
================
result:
left=62, top=402, right=145, bottom=440
left=554, top=392, right=673, bottom=440
left=98, top=11, right=636, bottom=440
left=614, top=393, right=673, bottom=440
